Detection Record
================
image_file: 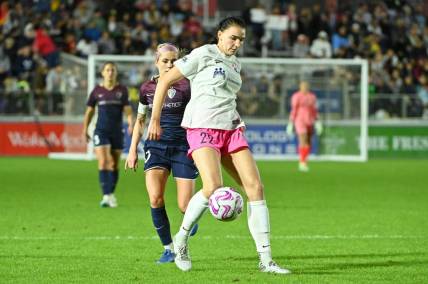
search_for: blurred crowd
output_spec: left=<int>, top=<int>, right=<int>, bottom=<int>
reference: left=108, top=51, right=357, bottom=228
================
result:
left=0, top=0, right=427, bottom=118
left=244, top=0, right=428, bottom=118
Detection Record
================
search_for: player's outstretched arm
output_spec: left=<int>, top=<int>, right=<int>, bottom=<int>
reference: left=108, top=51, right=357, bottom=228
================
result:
left=125, top=113, right=145, bottom=172
left=147, top=66, right=184, bottom=140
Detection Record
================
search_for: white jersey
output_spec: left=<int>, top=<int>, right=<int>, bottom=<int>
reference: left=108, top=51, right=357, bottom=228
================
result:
left=174, top=44, right=245, bottom=130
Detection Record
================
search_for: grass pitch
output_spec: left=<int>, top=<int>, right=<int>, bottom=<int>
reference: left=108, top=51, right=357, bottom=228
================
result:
left=1, top=158, right=427, bottom=283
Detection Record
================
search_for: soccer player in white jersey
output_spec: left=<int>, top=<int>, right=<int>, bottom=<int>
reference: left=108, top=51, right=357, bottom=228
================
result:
left=146, top=17, right=290, bottom=274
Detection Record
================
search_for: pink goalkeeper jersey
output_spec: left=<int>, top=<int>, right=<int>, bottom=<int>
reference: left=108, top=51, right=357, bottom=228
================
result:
left=289, top=91, right=318, bottom=125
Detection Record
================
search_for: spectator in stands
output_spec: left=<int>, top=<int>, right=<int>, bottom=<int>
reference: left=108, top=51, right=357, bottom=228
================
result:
left=76, top=35, right=98, bottom=58
left=32, top=25, right=59, bottom=68
left=332, top=26, right=350, bottom=55
left=45, top=65, right=65, bottom=114
left=0, top=44, right=10, bottom=83
left=292, top=34, right=309, bottom=58
left=286, top=3, right=298, bottom=44
left=14, top=45, right=36, bottom=82
left=310, top=30, right=332, bottom=58
left=264, top=5, right=287, bottom=50
left=249, top=3, right=267, bottom=51
left=63, top=33, right=77, bottom=55
left=98, top=31, right=116, bottom=54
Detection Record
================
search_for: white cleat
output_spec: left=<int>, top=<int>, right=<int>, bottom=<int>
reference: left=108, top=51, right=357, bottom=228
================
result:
left=298, top=162, right=309, bottom=172
left=259, top=261, right=291, bottom=274
left=108, top=194, right=118, bottom=208
left=100, top=195, right=110, bottom=207
left=173, top=235, right=191, bottom=271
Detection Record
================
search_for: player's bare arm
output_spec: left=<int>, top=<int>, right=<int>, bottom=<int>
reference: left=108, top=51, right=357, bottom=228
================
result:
left=82, top=106, right=95, bottom=142
left=124, top=105, right=134, bottom=135
left=148, top=66, right=184, bottom=140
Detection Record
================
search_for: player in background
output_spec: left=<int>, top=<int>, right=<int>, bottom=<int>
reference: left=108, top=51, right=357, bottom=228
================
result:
left=286, top=81, right=323, bottom=172
left=82, top=62, right=133, bottom=207
left=125, top=43, right=199, bottom=264
left=147, top=17, right=290, bottom=274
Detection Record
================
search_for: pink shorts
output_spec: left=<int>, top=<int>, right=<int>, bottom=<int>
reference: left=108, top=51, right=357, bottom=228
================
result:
left=295, top=121, right=314, bottom=135
left=186, top=128, right=249, bottom=158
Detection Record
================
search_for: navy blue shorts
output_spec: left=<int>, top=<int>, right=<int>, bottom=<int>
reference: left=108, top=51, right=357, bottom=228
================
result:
left=143, top=145, right=198, bottom=179
left=93, top=129, right=124, bottom=150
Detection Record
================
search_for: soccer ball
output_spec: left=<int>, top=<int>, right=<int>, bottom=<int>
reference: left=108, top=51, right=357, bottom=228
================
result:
left=208, top=187, right=243, bottom=221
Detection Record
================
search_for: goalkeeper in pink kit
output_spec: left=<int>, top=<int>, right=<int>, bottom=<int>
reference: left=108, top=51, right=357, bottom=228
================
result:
left=287, top=81, right=322, bottom=171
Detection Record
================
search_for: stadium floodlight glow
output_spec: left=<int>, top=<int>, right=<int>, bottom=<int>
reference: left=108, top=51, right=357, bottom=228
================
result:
left=49, top=54, right=368, bottom=162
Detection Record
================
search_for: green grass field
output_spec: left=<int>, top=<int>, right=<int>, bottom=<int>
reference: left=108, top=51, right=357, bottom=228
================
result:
left=1, top=158, right=427, bottom=283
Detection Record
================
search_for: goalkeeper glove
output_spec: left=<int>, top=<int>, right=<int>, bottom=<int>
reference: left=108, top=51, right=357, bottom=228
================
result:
left=315, top=120, right=323, bottom=135
left=286, top=123, right=294, bottom=136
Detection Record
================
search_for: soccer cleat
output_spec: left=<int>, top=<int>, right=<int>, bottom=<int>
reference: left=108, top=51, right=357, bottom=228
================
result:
left=298, top=162, right=309, bottom=172
left=100, top=195, right=110, bottom=207
left=259, top=261, right=291, bottom=274
left=173, top=235, right=191, bottom=271
left=189, top=223, right=199, bottom=237
left=108, top=194, right=118, bottom=208
left=156, top=249, right=175, bottom=264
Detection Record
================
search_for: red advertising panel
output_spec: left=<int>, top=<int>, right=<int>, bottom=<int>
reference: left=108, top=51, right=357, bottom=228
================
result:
left=0, top=122, right=86, bottom=156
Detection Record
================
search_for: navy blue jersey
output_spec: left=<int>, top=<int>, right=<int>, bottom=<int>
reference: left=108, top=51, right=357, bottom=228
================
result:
left=87, top=84, right=129, bottom=133
left=139, top=78, right=190, bottom=147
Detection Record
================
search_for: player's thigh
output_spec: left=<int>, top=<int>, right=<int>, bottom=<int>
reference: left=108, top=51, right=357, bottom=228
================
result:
left=221, top=154, right=243, bottom=187
left=298, top=133, right=309, bottom=146
left=175, top=178, right=196, bottom=213
left=228, top=148, right=264, bottom=201
left=145, top=168, right=170, bottom=207
left=191, top=147, right=223, bottom=196
left=110, top=132, right=124, bottom=151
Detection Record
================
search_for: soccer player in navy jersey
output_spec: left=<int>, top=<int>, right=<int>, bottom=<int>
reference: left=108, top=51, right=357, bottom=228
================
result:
left=125, top=43, right=199, bottom=264
left=83, top=62, right=133, bottom=208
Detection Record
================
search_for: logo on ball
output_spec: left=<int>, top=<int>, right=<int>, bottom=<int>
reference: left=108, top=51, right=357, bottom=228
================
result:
left=208, top=187, right=243, bottom=221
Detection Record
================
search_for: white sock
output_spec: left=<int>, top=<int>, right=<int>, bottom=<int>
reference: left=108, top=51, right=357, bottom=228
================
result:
left=176, top=190, right=208, bottom=242
left=247, top=200, right=272, bottom=264
left=164, top=243, right=172, bottom=251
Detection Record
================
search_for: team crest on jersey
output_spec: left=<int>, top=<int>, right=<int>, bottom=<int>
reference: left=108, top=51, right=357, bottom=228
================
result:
left=182, top=56, right=188, bottom=63
left=167, top=88, right=176, bottom=99
left=115, top=92, right=122, bottom=99
left=213, top=67, right=226, bottom=79
left=232, top=63, right=239, bottom=73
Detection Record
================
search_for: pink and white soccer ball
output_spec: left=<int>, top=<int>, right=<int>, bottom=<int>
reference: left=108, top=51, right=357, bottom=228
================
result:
left=208, top=187, right=243, bottom=221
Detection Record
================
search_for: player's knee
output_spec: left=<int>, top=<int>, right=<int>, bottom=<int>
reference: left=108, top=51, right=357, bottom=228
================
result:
left=202, top=182, right=223, bottom=197
left=110, top=161, right=119, bottom=171
left=244, top=180, right=264, bottom=200
left=149, top=196, right=165, bottom=208
left=177, top=202, right=187, bottom=214
left=98, top=159, right=109, bottom=169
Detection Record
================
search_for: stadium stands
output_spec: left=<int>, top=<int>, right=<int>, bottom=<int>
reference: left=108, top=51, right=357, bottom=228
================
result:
left=0, top=0, right=427, bottom=118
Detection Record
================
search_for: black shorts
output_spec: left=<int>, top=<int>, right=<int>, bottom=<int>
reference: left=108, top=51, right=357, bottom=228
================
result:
left=93, top=129, right=124, bottom=150
left=143, top=145, right=198, bottom=179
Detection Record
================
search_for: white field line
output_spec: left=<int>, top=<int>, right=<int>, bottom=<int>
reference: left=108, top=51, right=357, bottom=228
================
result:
left=0, top=234, right=426, bottom=241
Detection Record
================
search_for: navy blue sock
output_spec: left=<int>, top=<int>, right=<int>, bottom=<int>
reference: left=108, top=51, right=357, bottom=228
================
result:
left=151, top=206, right=172, bottom=246
left=99, top=170, right=111, bottom=195
left=109, top=170, right=119, bottom=193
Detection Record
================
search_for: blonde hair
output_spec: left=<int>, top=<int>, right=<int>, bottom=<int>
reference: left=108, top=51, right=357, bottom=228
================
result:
left=155, top=43, right=179, bottom=61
